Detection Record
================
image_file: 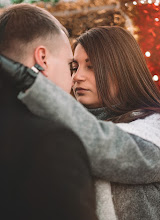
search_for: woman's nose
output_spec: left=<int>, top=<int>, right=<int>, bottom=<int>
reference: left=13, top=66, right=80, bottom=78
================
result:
left=72, top=69, right=86, bottom=82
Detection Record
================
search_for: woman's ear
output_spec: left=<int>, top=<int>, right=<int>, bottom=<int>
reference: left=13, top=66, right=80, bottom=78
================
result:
left=34, top=46, right=48, bottom=77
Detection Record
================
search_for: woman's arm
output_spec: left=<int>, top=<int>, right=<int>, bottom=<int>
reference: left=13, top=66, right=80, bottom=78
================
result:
left=18, top=73, right=160, bottom=184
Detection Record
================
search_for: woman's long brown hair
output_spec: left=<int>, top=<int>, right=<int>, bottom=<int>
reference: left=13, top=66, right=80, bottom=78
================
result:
left=73, top=26, right=160, bottom=123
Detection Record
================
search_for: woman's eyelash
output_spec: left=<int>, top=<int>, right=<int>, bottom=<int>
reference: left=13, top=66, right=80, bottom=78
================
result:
left=70, top=67, right=78, bottom=76
left=70, top=67, right=78, bottom=72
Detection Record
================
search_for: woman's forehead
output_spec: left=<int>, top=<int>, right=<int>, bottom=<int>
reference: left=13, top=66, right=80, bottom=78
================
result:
left=74, top=44, right=90, bottom=62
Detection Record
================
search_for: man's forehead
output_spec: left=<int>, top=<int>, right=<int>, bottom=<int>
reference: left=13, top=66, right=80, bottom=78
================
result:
left=53, top=32, right=69, bottom=47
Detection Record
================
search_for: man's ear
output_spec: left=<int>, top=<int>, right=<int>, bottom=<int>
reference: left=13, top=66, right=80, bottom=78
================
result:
left=34, top=46, right=48, bottom=77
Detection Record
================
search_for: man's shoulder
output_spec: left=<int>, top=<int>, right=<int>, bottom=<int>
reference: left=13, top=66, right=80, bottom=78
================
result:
left=27, top=113, right=88, bottom=162
left=28, top=112, right=65, bottom=132
left=25, top=112, right=75, bottom=141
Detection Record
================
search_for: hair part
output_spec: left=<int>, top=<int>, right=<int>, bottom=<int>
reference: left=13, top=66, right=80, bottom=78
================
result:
left=0, top=3, right=68, bottom=61
left=73, top=26, right=160, bottom=123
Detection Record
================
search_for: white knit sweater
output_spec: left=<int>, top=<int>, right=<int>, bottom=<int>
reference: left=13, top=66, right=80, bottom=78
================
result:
left=117, top=113, right=160, bottom=149
left=95, top=113, right=160, bottom=220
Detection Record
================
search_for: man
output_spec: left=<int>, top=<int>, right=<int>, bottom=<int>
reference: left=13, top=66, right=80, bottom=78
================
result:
left=0, top=4, right=97, bottom=220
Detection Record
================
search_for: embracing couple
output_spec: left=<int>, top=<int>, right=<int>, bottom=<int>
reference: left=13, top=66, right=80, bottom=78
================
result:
left=1, top=3, right=160, bottom=220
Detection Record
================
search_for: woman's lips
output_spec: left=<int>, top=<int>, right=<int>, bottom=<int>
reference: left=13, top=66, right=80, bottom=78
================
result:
left=75, top=87, right=89, bottom=94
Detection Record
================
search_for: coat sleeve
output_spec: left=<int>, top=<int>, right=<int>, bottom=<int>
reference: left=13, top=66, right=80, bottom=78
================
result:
left=18, top=73, right=160, bottom=184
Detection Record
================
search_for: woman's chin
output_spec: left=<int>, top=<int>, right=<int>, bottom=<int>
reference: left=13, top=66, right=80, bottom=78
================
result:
left=76, top=98, right=99, bottom=109
left=76, top=96, right=89, bottom=105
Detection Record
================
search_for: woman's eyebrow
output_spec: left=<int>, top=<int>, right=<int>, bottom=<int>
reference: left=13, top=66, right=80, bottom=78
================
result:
left=72, top=59, right=78, bottom=64
left=72, top=58, right=90, bottom=63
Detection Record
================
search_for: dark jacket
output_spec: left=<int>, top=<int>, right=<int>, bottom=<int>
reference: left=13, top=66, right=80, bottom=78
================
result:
left=0, top=78, right=97, bottom=220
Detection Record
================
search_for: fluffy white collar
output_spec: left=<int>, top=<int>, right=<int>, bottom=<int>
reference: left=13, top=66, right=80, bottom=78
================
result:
left=117, top=113, right=160, bottom=148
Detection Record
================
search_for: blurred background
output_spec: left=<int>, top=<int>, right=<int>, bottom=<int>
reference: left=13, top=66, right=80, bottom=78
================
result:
left=0, top=0, right=160, bottom=89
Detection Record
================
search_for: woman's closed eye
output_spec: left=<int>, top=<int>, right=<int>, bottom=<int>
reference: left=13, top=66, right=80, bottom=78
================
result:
left=70, top=62, right=78, bottom=75
left=70, top=67, right=78, bottom=76
left=71, top=65, right=93, bottom=75
left=71, top=66, right=78, bottom=72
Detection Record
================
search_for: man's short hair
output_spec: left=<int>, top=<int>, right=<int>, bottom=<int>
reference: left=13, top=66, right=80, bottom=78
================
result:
left=0, top=3, right=67, bottom=59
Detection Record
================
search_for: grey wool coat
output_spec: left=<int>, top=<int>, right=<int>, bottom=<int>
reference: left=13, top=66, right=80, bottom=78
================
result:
left=18, top=73, right=160, bottom=220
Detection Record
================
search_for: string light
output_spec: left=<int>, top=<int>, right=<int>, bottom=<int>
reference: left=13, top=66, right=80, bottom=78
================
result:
left=145, top=51, right=151, bottom=57
left=154, top=0, right=160, bottom=5
left=122, top=0, right=159, bottom=6
left=133, top=1, right=137, bottom=5
left=152, top=75, right=159, bottom=81
left=129, top=0, right=160, bottom=89
left=130, top=0, right=160, bottom=5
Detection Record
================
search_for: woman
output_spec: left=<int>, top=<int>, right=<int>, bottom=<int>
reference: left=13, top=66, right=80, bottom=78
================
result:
left=1, top=26, right=160, bottom=220
left=71, top=26, right=160, bottom=122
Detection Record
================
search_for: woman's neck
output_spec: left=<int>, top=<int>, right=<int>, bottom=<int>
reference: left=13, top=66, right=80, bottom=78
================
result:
left=87, top=107, right=112, bottom=120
